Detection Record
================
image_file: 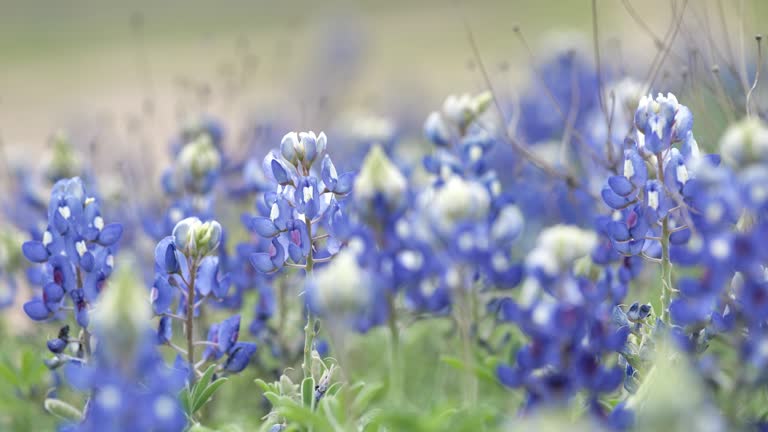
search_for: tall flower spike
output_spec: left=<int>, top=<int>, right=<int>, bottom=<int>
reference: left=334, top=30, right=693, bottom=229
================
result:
left=21, top=177, right=122, bottom=331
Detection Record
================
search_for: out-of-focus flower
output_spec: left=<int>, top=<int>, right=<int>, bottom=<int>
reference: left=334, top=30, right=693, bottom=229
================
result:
left=719, top=117, right=768, bottom=168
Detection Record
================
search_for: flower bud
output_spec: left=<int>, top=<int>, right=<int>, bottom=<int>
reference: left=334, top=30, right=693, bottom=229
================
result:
left=491, top=205, right=524, bottom=243
left=172, top=217, right=200, bottom=255
left=309, top=250, right=370, bottom=316
left=176, top=135, right=221, bottom=194
left=719, top=118, right=768, bottom=168
left=354, top=145, right=407, bottom=214
left=44, top=132, right=82, bottom=182
left=526, top=225, right=597, bottom=277
left=424, top=111, right=451, bottom=146
left=172, top=217, right=222, bottom=258
left=280, top=132, right=300, bottom=165
left=280, top=131, right=327, bottom=170
left=428, top=175, right=490, bottom=233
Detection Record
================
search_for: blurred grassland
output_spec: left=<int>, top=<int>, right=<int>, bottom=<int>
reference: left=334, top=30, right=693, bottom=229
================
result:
left=1, top=0, right=746, bottom=157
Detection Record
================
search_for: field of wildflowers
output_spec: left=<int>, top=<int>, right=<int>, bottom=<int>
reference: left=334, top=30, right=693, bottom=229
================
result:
left=4, top=1, right=768, bottom=431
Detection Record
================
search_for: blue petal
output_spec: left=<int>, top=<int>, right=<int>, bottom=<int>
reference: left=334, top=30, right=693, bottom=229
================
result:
left=248, top=217, right=279, bottom=237
left=213, top=273, right=231, bottom=298
left=669, top=227, right=691, bottom=245
left=601, top=187, right=632, bottom=210
left=97, top=223, right=123, bottom=246
left=334, top=172, right=354, bottom=195
left=24, top=298, right=51, bottom=320
left=271, top=160, right=291, bottom=185
left=152, top=276, right=174, bottom=314
left=288, top=243, right=303, bottom=263
left=217, top=314, right=241, bottom=353
left=195, top=256, right=219, bottom=297
left=47, top=338, right=67, bottom=354
left=607, top=221, right=630, bottom=242
left=250, top=253, right=275, bottom=273
left=53, top=210, right=69, bottom=234
left=22, top=241, right=49, bottom=263
left=165, top=243, right=180, bottom=274
left=157, top=316, right=173, bottom=344
left=223, top=342, right=257, bottom=373
left=608, top=176, right=634, bottom=197
left=321, top=155, right=338, bottom=190
left=669, top=298, right=710, bottom=326
left=79, top=251, right=95, bottom=272
left=76, top=307, right=89, bottom=328
left=154, top=237, right=174, bottom=271
left=496, top=364, right=520, bottom=388
left=43, top=282, right=65, bottom=304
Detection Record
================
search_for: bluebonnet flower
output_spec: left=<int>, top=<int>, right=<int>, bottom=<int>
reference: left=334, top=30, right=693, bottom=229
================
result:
left=21, top=177, right=121, bottom=331
left=58, top=267, right=187, bottom=432
left=305, top=249, right=375, bottom=329
left=495, top=225, right=630, bottom=429
left=513, top=41, right=600, bottom=144
left=151, top=217, right=256, bottom=379
left=719, top=117, right=768, bottom=168
left=144, top=120, right=228, bottom=245
left=247, top=131, right=353, bottom=275
left=599, top=93, right=710, bottom=274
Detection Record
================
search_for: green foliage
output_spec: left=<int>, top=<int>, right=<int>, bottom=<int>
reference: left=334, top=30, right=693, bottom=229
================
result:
left=0, top=339, right=57, bottom=430
left=181, top=365, right=229, bottom=423
left=44, top=398, right=82, bottom=422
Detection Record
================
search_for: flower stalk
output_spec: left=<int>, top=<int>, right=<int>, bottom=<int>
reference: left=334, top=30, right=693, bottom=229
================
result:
left=302, top=217, right=315, bottom=379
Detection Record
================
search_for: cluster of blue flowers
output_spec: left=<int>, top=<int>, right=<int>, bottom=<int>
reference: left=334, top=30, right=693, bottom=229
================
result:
left=10, top=30, right=768, bottom=431
left=152, top=216, right=257, bottom=378
left=21, top=177, right=121, bottom=343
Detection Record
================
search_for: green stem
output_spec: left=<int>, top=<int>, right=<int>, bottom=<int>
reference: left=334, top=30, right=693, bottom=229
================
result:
left=81, top=328, right=92, bottom=359
left=660, top=216, right=672, bottom=324
left=302, top=218, right=315, bottom=379
left=75, top=268, right=92, bottom=360
left=457, top=283, right=477, bottom=405
left=386, top=292, right=402, bottom=400
left=186, top=259, right=198, bottom=382
left=656, top=152, right=673, bottom=325
left=276, top=278, right=288, bottom=359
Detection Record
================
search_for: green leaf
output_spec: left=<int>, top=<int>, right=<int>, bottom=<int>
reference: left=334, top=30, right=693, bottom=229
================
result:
left=20, top=350, right=43, bottom=391
left=262, top=391, right=282, bottom=407
left=352, top=382, right=385, bottom=412
left=192, top=377, right=228, bottom=414
left=277, top=403, right=325, bottom=429
left=0, top=360, right=20, bottom=388
left=301, top=377, right=315, bottom=409
left=187, top=424, right=217, bottom=432
left=193, top=365, right=217, bottom=401
left=44, top=398, right=82, bottom=422
left=440, top=356, right=497, bottom=384
left=254, top=378, right=272, bottom=393
left=325, top=382, right=343, bottom=398
left=179, top=387, right=193, bottom=415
